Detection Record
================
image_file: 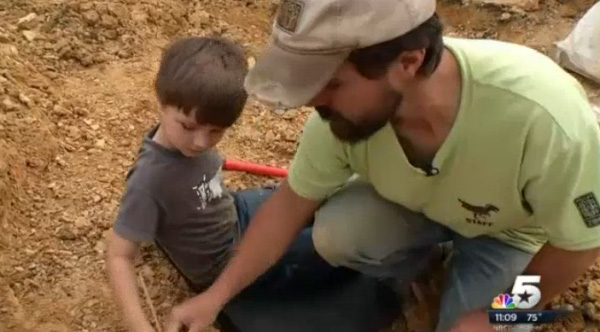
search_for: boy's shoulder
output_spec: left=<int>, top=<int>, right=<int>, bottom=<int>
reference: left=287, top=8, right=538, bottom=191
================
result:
left=123, top=127, right=225, bottom=197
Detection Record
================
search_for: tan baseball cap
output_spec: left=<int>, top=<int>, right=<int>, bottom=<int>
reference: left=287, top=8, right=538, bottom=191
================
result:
left=244, top=0, right=436, bottom=109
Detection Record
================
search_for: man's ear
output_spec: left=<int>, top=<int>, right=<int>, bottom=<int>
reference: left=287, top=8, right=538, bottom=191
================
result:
left=386, top=49, right=426, bottom=90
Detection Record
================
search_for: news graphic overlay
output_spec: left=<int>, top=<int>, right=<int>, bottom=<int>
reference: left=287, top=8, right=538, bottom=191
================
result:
left=488, top=275, right=564, bottom=325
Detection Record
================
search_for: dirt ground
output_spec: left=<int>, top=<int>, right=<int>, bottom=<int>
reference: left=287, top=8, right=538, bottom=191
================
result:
left=1, top=0, right=600, bottom=332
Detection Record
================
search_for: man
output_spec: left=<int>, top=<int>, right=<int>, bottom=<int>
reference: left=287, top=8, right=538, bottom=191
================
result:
left=166, top=0, right=600, bottom=331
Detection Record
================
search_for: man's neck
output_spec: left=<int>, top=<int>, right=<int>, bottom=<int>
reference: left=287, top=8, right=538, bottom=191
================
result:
left=394, top=48, right=462, bottom=127
left=390, top=48, right=463, bottom=168
left=392, top=48, right=462, bottom=132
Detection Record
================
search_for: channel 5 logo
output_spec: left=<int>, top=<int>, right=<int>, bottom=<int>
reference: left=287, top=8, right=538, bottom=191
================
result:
left=492, top=275, right=541, bottom=310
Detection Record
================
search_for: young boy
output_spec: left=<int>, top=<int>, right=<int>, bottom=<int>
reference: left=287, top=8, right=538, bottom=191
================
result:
left=106, top=36, right=334, bottom=332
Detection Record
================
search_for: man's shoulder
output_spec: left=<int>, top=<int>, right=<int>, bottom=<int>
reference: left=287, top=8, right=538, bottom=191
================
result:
left=447, top=37, right=593, bottom=140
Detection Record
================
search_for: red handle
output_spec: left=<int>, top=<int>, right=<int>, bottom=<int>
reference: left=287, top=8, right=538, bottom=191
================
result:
left=223, top=159, right=288, bottom=177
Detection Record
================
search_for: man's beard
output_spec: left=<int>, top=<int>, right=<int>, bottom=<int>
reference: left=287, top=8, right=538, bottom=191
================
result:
left=315, top=93, right=402, bottom=143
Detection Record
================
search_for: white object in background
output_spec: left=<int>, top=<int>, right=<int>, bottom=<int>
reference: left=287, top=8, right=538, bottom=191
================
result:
left=554, top=2, right=600, bottom=85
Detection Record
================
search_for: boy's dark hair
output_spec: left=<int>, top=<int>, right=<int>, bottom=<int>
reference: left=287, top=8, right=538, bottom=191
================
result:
left=348, top=14, right=443, bottom=79
left=155, top=36, right=249, bottom=127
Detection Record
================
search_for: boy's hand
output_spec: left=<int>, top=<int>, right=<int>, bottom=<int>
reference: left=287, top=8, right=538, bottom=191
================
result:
left=165, top=292, right=224, bottom=332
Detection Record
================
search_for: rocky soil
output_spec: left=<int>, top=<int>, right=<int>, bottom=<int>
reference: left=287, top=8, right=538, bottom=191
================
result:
left=1, top=0, right=599, bottom=332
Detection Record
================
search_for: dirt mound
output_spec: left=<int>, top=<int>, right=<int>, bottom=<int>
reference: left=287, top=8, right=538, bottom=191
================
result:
left=0, top=0, right=244, bottom=72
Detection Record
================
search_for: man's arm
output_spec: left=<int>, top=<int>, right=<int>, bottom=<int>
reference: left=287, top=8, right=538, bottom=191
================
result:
left=106, top=232, right=155, bottom=332
left=165, top=181, right=323, bottom=332
left=208, top=180, right=321, bottom=305
left=525, top=244, right=600, bottom=310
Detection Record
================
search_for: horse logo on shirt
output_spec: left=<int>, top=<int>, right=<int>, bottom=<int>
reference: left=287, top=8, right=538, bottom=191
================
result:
left=458, top=198, right=499, bottom=227
left=192, top=169, right=224, bottom=210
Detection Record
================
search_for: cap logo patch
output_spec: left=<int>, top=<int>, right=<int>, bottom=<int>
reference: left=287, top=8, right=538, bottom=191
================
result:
left=575, top=192, right=600, bottom=228
left=276, top=0, right=303, bottom=33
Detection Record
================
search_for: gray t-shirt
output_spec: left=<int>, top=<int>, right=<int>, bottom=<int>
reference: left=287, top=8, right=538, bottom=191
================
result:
left=113, top=126, right=239, bottom=288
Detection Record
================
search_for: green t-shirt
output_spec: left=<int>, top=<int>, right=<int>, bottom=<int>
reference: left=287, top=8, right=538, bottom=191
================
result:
left=288, top=37, right=600, bottom=254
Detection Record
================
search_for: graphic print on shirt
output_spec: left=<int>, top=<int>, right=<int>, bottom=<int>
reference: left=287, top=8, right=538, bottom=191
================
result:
left=575, top=192, right=600, bottom=228
left=458, top=198, right=499, bottom=227
left=192, top=168, right=224, bottom=210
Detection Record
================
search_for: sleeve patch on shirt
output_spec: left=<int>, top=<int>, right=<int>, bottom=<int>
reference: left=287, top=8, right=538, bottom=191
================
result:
left=575, top=192, right=600, bottom=228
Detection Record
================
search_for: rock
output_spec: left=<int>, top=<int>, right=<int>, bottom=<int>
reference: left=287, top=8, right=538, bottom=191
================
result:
left=22, top=30, right=36, bottom=42
left=82, top=10, right=100, bottom=25
left=19, top=93, right=32, bottom=107
left=57, top=228, right=77, bottom=241
left=79, top=2, right=94, bottom=11
left=0, top=33, right=10, bottom=43
left=189, top=10, right=211, bottom=27
left=1, top=97, right=19, bottom=112
left=94, top=240, right=106, bottom=254
left=35, top=323, right=69, bottom=332
left=101, top=14, right=119, bottom=28
left=499, top=12, right=512, bottom=22
left=17, top=13, right=38, bottom=30
left=74, top=217, right=92, bottom=229
left=94, top=139, right=106, bottom=148
left=471, top=0, right=538, bottom=10
left=587, top=280, right=600, bottom=301
left=247, top=56, right=256, bottom=68
left=107, top=3, right=130, bottom=21
left=582, top=302, right=600, bottom=321
left=0, top=44, right=18, bottom=56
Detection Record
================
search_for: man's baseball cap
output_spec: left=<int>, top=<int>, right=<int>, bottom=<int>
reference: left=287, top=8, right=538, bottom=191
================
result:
left=244, top=0, right=436, bottom=109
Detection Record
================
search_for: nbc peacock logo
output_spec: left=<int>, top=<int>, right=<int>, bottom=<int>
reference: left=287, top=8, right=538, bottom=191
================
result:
left=491, top=293, right=517, bottom=309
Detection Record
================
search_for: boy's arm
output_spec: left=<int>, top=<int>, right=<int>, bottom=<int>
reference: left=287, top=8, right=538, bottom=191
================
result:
left=108, top=185, right=162, bottom=332
left=106, top=231, right=155, bottom=332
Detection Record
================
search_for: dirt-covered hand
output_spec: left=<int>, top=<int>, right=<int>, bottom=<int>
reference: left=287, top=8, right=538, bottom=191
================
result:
left=164, top=292, right=223, bottom=332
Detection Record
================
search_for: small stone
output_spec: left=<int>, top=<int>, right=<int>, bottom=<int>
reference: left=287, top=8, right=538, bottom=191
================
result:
left=17, top=13, right=38, bottom=30
left=74, top=217, right=91, bottom=229
left=2, top=97, right=19, bottom=112
left=583, top=302, right=596, bottom=318
left=189, top=10, right=210, bottom=27
left=100, top=14, right=118, bottom=28
left=0, top=44, right=18, bottom=56
left=57, top=228, right=77, bottom=241
left=22, top=30, right=36, bottom=42
left=94, top=139, right=106, bottom=148
left=94, top=240, right=106, bottom=254
left=82, top=10, right=100, bottom=24
left=141, top=265, right=155, bottom=278
left=282, top=109, right=299, bottom=119
left=55, top=156, right=67, bottom=167
left=247, top=56, right=256, bottom=68
left=19, top=93, right=32, bottom=106
left=499, top=12, right=512, bottom=22
left=79, top=2, right=94, bottom=11
left=92, top=194, right=102, bottom=203
left=90, top=124, right=100, bottom=131
left=0, top=33, right=10, bottom=43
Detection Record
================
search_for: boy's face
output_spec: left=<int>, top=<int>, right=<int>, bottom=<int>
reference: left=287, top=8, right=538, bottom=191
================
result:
left=158, top=105, right=227, bottom=157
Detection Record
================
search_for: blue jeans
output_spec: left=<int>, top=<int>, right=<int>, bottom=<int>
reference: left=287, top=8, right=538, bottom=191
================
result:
left=231, top=186, right=343, bottom=298
left=312, top=181, right=534, bottom=332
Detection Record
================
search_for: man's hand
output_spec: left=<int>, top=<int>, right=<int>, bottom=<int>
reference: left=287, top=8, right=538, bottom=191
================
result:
left=446, top=309, right=495, bottom=332
left=165, top=292, right=224, bottom=332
